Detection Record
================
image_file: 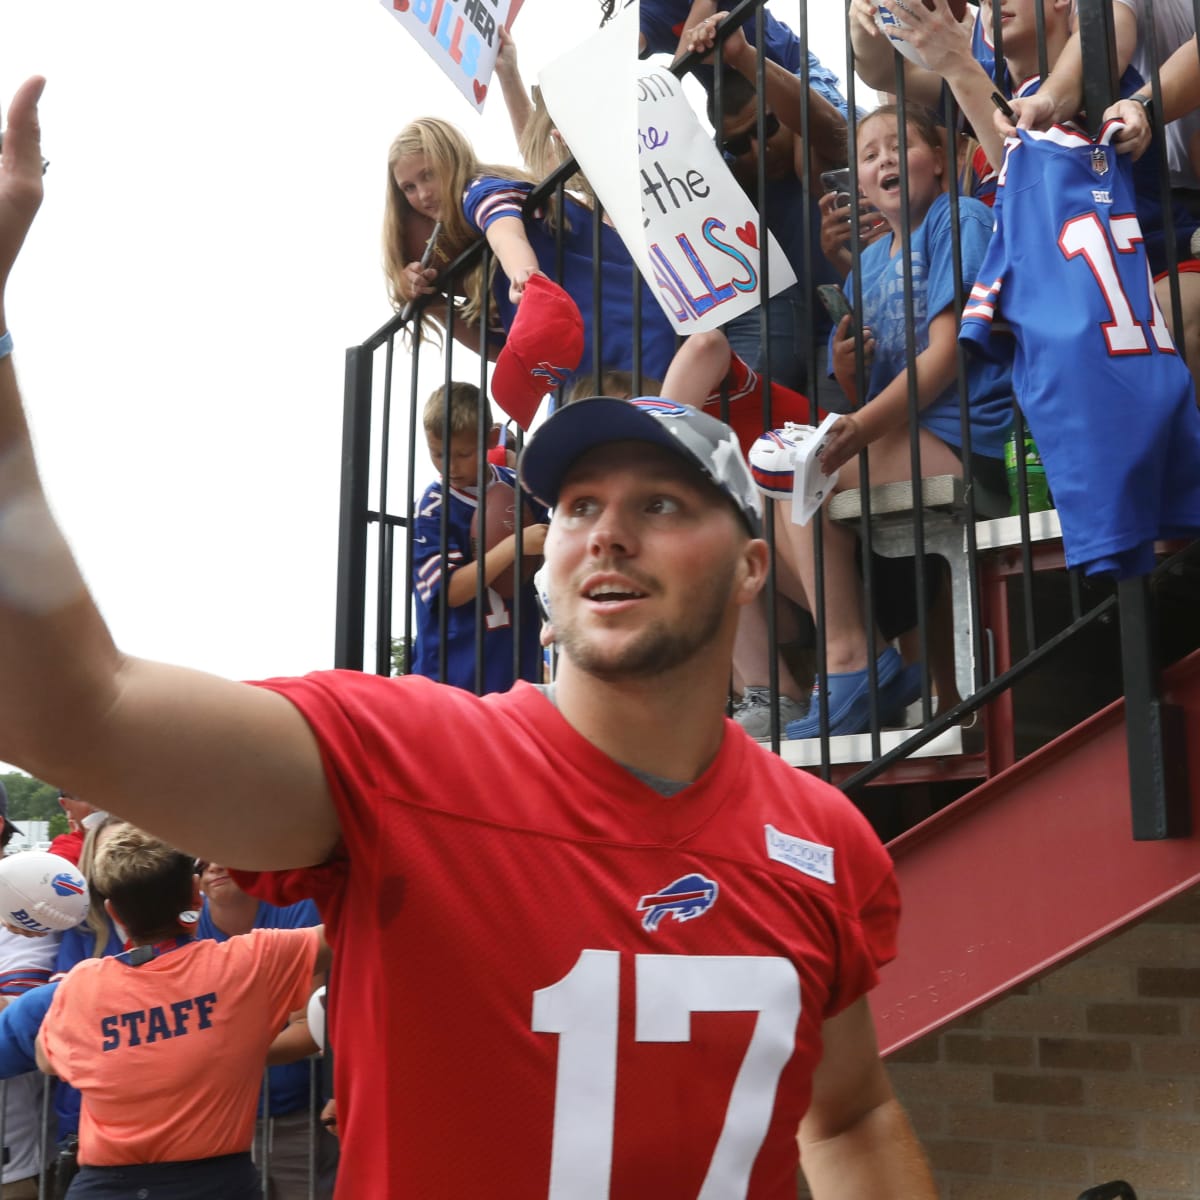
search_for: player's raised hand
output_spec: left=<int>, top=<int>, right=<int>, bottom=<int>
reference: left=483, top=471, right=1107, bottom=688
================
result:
left=0, top=77, right=46, bottom=293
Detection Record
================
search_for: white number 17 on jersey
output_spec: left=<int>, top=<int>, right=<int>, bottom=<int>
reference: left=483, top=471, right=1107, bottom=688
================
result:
left=532, top=951, right=801, bottom=1199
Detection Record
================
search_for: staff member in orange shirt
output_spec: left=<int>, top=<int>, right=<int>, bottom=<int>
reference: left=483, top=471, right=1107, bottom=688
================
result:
left=37, top=826, right=329, bottom=1200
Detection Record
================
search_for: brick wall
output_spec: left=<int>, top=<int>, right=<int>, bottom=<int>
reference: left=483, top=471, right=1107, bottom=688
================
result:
left=876, top=885, right=1200, bottom=1200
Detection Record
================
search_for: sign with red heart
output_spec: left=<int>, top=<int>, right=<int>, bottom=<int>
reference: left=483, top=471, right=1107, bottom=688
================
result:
left=381, top=0, right=517, bottom=113
left=541, top=24, right=797, bottom=334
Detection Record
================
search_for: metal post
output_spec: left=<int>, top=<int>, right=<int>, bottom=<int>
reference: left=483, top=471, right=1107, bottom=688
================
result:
left=1118, top=575, right=1190, bottom=839
left=334, top=345, right=374, bottom=670
left=1076, top=0, right=1119, bottom=136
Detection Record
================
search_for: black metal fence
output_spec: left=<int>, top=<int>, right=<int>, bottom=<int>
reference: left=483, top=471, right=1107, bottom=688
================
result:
left=336, top=0, right=1197, bottom=835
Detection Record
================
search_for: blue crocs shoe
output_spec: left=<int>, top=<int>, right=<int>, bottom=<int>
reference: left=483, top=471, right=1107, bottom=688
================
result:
left=785, top=647, right=904, bottom=739
left=881, top=660, right=925, bottom=726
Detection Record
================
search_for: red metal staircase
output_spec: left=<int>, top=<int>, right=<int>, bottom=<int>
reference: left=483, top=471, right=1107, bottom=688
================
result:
left=871, top=648, right=1200, bottom=1055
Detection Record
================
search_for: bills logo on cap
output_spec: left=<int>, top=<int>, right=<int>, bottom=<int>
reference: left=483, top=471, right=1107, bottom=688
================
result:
left=51, top=872, right=86, bottom=898
left=632, top=398, right=690, bottom=418
left=531, top=362, right=572, bottom=388
left=637, top=873, right=719, bottom=931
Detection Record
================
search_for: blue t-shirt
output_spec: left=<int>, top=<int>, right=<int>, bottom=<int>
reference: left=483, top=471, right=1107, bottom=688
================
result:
left=838, top=192, right=1012, bottom=457
left=55, top=919, right=123, bottom=973
left=411, top=463, right=545, bottom=695
left=197, top=897, right=321, bottom=1119
left=961, top=124, right=1200, bottom=577
left=463, top=175, right=678, bottom=389
left=50, top=918, right=124, bottom=1139
left=0, top=981, right=55, bottom=1079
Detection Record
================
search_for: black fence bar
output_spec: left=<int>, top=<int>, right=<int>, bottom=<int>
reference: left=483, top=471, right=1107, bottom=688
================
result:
left=334, top=346, right=374, bottom=671
left=1119, top=575, right=1191, bottom=839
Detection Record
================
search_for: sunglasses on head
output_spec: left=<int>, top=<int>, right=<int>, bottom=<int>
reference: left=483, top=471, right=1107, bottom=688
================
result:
left=723, top=112, right=780, bottom=159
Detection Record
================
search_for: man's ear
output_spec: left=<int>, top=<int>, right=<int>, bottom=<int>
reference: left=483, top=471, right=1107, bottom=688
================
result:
left=487, top=424, right=502, bottom=449
left=735, top=536, right=771, bottom=607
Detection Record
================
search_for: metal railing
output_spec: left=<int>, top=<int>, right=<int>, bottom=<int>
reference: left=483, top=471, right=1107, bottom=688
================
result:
left=336, top=0, right=1196, bottom=836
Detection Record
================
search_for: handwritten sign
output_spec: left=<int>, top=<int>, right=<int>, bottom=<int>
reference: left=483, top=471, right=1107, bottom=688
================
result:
left=381, top=0, right=516, bottom=113
left=540, top=3, right=796, bottom=334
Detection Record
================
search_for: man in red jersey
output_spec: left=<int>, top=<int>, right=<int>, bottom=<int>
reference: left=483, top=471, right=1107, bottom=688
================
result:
left=0, top=79, right=934, bottom=1198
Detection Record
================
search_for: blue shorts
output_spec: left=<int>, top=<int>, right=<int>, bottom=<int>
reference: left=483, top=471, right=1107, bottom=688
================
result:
left=67, top=1152, right=260, bottom=1199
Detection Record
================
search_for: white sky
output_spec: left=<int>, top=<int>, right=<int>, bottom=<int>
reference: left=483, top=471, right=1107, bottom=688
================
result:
left=0, top=0, right=853, bottom=743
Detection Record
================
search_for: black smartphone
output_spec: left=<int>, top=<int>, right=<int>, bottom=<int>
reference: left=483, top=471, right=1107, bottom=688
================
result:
left=816, top=283, right=854, bottom=326
left=820, top=167, right=852, bottom=199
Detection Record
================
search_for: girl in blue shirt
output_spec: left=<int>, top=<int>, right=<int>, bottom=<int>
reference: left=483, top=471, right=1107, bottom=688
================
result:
left=784, top=104, right=1013, bottom=738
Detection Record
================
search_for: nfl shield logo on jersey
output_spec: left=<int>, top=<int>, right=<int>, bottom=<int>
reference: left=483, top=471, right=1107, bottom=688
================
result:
left=637, top=873, right=719, bottom=931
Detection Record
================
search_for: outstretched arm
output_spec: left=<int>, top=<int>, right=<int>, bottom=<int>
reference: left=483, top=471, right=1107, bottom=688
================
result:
left=798, top=997, right=936, bottom=1198
left=484, top=214, right=541, bottom=303
left=495, top=27, right=534, bottom=146
left=687, top=13, right=847, bottom=169
left=0, top=80, right=340, bottom=871
left=1103, top=34, right=1200, bottom=159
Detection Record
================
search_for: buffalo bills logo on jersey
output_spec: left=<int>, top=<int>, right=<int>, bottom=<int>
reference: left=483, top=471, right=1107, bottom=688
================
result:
left=632, top=398, right=689, bottom=418
left=531, top=361, right=571, bottom=388
left=51, top=872, right=85, bottom=898
left=637, top=873, right=718, bottom=931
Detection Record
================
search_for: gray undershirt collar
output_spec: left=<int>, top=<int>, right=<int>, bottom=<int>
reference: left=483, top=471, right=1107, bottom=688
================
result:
left=535, top=683, right=692, bottom=797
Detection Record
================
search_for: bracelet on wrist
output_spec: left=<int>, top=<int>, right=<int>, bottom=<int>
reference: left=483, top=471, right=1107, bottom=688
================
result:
left=1132, top=91, right=1155, bottom=130
left=0, top=331, right=12, bottom=361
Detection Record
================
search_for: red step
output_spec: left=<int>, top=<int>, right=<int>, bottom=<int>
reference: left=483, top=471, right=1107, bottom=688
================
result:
left=871, top=650, right=1200, bottom=1055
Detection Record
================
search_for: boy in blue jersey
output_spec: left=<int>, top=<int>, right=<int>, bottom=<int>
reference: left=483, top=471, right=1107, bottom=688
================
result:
left=412, top=383, right=547, bottom=694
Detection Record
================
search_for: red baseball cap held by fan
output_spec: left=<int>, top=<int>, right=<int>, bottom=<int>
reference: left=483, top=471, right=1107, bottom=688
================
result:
left=491, top=273, right=584, bottom=430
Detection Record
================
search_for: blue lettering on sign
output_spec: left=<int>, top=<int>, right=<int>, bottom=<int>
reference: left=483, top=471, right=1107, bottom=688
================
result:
left=702, top=218, right=758, bottom=293
left=648, top=234, right=742, bottom=320
left=100, top=992, right=219, bottom=1052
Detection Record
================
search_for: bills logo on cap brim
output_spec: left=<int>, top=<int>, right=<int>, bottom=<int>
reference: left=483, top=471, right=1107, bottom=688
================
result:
left=632, top=398, right=690, bottom=418
left=637, top=873, right=718, bottom=931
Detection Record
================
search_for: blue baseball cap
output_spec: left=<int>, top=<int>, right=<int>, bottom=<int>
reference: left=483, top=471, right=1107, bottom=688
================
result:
left=519, top=396, right=764, bottom=536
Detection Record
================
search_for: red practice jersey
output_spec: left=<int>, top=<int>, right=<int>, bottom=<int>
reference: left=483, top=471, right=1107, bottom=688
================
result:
left=247, top=672, right=899, bottom=1199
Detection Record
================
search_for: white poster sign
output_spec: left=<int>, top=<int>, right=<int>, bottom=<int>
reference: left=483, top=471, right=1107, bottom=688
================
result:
left=380, top=0, right=516, bottom=113
left=540, top=3, right=796, bottom=334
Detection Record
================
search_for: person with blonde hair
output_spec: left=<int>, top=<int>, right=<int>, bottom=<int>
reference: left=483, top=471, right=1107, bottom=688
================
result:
left=385, top=107, right=679, bottom=396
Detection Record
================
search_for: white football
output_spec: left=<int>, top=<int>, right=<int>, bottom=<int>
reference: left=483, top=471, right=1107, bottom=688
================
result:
left=0, top=851, right=89, bottom=934
left=307, top=984, right=327, bottom=1053
left=874, top=0, right=933, bottom=69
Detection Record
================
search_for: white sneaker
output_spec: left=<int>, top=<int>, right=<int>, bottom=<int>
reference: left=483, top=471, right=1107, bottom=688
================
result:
left=733, top=686, right=808, bottom=740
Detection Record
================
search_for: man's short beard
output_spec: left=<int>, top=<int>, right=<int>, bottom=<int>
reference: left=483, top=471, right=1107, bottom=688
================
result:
left=555, top=566, right=733, bottom=681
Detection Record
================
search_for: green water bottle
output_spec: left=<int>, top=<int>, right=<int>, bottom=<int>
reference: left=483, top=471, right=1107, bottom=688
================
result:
left=1004, top=426, right=1052, bottom=515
